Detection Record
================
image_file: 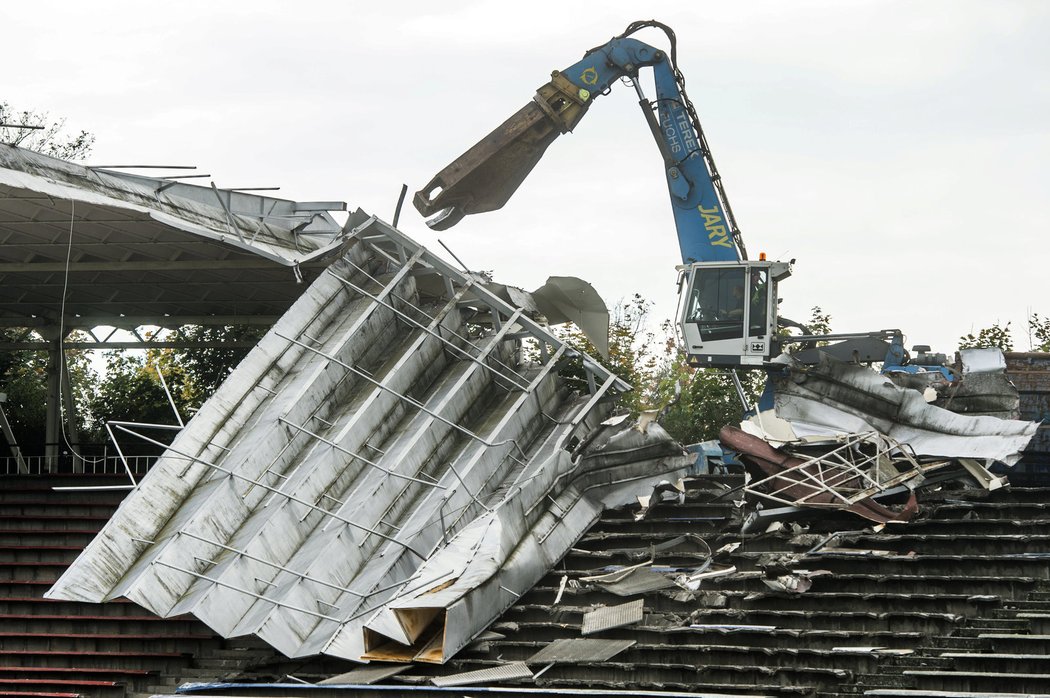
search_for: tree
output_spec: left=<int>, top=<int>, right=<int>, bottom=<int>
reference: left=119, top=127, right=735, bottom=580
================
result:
left=0, top=102, right=94, bottom=160
left=0, top=345, right=49, bottom=454
left=550, top=295, right=764, bottom=445
left=1029, top=313, right=1050, bottom=352
left=806, top=305, right=832, bottom=336
left=84, top=325, right=266, bottom=453
left=959, top=321, right=1014, bottom=352
left=657, top=363, right=764, bottom=445
left=164, top=325, right=265, bottom=407
left=87, top=352, right=185, bottom=456
left=547, top=294, right=661, bottom=415
left=0, top=331, right=94, bottom=455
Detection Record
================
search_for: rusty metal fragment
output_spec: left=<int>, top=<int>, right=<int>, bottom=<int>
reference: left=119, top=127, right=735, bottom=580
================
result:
left=721, top=426, right=921, bottom=525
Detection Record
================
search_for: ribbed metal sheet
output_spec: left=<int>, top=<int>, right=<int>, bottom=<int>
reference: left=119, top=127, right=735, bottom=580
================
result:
left=770, top=355, right=1038, bottom=465
left=431, top=662, right=532, bottom=687
left=581, top=599, right=644, bottom=635
left=528, top=638, right=636, bottom=663
left=598, top=567, right=676, bottom=596
left=318, top=664, right=408, bottom=685
left=47, top=216, right=691, bottom=668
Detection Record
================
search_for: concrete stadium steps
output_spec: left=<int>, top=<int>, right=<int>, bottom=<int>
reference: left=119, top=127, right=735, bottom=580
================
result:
left=0, top=533, right=101, bottom=549
left=406, top=482, right=1050, bottom=695
left=0, top=517, right=111, bottom=533
left=160, top=481, right=1050, bottom=696
left=0, top=475, right=273, bottom=698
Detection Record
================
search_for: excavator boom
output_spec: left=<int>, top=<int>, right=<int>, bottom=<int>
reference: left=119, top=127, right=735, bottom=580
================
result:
left=414, top=21, right=783, bottom=369
left=414, top=24, right=745, bottom=265
left=413, top=100, right=568, bottom=231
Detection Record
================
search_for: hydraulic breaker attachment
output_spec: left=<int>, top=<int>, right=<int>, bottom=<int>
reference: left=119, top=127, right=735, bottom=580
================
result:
left=413, top=72, right=591, bottom=230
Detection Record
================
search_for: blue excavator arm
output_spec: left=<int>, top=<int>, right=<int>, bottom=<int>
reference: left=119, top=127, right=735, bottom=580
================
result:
left=413, top=21, right=950, bottom=375
left=413, top=22, right=745, bottom=265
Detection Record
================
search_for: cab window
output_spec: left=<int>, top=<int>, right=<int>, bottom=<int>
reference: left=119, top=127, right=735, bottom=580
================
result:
left=687, top=267, right=745, bottom=342
left=748, top=269, right=768, bottom=337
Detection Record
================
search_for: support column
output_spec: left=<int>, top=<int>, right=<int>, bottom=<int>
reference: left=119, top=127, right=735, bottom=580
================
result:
left=44, top=333, right=62, bottom=468
left=61, top=348, right=82, bottom=472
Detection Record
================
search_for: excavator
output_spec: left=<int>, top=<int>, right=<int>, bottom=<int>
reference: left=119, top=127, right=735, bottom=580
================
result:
left=414, top=20, right=946, bottom=377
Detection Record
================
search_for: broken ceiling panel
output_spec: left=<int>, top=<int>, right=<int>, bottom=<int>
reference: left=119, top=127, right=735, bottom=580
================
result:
left=430, top=662, right=532, bottom=687
left=527, top=638, right=636, bottom=664
left=770, top=355, right=1038, bottom=465
left=581, top=599, right=645, bottom=635
left=46, top=215, right=690, bottom=664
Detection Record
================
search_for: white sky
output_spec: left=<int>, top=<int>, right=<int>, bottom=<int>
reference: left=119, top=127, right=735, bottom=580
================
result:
left=7, top=0, right=1049, bottom=355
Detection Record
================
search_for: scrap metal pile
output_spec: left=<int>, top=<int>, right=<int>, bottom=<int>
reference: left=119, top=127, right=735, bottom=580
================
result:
left=725, top=351, right=1038, bottom=531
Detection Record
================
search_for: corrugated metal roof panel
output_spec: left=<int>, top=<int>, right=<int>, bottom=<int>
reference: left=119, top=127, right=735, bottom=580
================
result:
left=47, top=216, right=690, bottom=667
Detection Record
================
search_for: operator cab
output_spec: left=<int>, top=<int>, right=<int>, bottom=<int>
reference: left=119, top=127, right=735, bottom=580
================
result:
left=678, top=259, right=792, bottom=368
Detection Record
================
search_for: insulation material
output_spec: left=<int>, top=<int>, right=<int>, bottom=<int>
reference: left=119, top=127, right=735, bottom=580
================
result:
left=46, top=216, right=689, bottom=665
left=770, top=355, right=1038, bottom=465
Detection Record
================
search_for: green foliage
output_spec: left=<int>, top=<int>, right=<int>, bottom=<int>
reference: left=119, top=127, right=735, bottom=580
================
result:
left=0, top=324, right=263, bottom=457
left=87, top=325, right=265, bottom=444
left=807, top=305, right=832, bottom=337
left=959, top=321, right=1014, bottom=352
left=88, top=352, right=186, bottom=454
left=778, top=306, right=833, bottom=353
left=0, top=340, right=49, bottom=454
left=163, top=325, right=265, bottom=406
left=1029, top=313, right=1050, bottom=352
left=0, top=102, right=95, bottom=160
left=0, top=330, right=94, bottom=454
left=549, top=294, right=660, bottom=415
left=551, top=295, right=762, bottom=445
left=658, top=364, right=764, bottom=445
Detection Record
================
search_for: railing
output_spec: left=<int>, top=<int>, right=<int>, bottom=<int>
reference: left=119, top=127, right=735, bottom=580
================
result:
left=0, top=454, right=158, bottom=476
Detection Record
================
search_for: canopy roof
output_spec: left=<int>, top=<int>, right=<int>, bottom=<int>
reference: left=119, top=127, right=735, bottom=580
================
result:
left=0, top=144, right=355, bottom=330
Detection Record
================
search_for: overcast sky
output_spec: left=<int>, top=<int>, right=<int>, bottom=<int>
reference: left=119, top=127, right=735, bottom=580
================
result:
left=7, top=1, right=1049, bottom=356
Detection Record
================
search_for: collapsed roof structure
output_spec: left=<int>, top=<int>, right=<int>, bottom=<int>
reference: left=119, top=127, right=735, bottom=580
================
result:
left=47, top=209, right=1044, bottom=683
left=0, top=143, right=353, bottom=327
left=3, top=141, right=1045, bottom=695
left=46, top=214, right=693, bottom=664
